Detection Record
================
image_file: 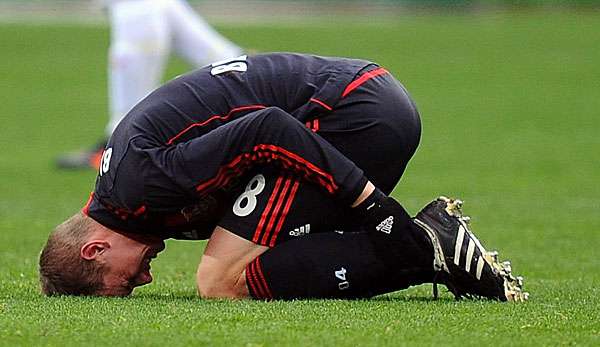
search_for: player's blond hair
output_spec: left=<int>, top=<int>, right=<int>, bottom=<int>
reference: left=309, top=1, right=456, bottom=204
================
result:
left=39, top=212, right=105, bottom=296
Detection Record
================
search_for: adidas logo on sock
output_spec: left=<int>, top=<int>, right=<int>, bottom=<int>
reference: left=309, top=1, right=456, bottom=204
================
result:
left=375, top=216, right=394, bottom=234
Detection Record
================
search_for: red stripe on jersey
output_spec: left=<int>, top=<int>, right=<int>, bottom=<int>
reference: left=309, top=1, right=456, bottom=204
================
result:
left=312, top=119, right=320, bottom=132
left=253, top=176, right=284, bottom=243
left=133, top=205, right=146, bottom=217
left=305, top=119, right=319, bottom=132
left=82, top=192, right=94, bottom=216
left=195, top=154, right=246, bottom=194
left=195, top=144, right=338, bottom=196
left=269, top=179, right=300, bottom=247
left=256, top=144, right=337, bottom=194
left=166, top=105, right=267, bottom=145
left=255, top=257, right=273, bottom=299
left=245, top=263, right=261, bottom=298
left=261, top=177, right=292, bottom=245
left=341, top=67, right=389, bottom=98
left=309, top=98, right=333, bottom=111
left=205, top=154, right=250, bottom=195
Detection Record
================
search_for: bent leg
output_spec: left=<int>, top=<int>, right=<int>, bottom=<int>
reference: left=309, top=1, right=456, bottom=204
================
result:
left=157, top=107, right=369, bottom=207
left=249, top=229, right=434, bottom=300
left=317, top=71, right=421, bottom=194
left=166, top=0, right=243, bottom=66
left=196, top=226, right=267, bottom=298
left=197, top=222, right=434, bottom=300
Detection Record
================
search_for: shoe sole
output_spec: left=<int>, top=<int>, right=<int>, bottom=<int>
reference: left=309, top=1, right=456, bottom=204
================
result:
left=439, top=196, right=529, bottom=302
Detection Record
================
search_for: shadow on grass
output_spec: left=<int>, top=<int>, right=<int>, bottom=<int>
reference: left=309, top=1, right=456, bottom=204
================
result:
left=32, top=285, right=473, bottom=305
left=123, top=291, right=459, bottom=304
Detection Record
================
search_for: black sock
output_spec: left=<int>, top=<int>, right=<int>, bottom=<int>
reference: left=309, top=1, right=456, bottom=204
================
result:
left=246, top=231, right=435, bottom=300
left=352, top=188, right=433, bottom=268
left=353, top=188, right=387, bottom=216
left=353, top=188, right=412, bottom=231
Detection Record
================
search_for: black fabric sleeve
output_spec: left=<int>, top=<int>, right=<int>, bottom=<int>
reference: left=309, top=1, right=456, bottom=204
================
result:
left=148, top=107, right=368, bottom=207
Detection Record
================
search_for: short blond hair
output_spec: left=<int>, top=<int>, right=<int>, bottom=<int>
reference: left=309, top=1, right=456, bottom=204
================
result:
left=39, top=212, right=105, bottom=295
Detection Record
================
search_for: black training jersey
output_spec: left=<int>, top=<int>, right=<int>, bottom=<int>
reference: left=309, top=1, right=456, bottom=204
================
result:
left=86, top=53, right=376, bottom=239
left=118, top=53, right=373, bottom=145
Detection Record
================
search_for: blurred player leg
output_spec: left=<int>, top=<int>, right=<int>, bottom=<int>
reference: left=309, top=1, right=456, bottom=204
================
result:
left=57, top=0, right=243, bottom=170
left=107, top=0, right=170, bottom=136
left=166, top=0, right=243, bottom=67
left=56, top=0, right=170, bottom=170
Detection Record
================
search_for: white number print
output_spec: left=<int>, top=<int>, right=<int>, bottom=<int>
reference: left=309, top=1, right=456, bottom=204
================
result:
left=335, top=267, right=350, bottom=291
left=99, top=147, right=113, bottom=176
left=233, top=174, right=266, bottom=217
left=210, top=55, right=248, bottom=76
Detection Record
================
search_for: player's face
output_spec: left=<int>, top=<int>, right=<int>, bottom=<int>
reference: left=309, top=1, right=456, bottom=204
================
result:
left=99, top=232, right=166, bottom=296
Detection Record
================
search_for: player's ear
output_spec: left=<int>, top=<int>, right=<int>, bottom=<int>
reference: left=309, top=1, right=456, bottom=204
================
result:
left=80, top=240, right=110, bottom=260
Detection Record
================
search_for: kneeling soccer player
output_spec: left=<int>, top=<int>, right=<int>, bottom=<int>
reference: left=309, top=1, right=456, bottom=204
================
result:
left=40, top=53, right=527, bottom=301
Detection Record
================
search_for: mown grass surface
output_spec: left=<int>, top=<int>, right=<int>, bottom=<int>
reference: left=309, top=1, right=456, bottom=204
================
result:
left=1, top=11, right=599, bottom=346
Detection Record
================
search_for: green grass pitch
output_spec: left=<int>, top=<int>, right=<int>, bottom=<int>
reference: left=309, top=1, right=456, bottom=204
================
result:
left=1, top=11, right=599, bottom=346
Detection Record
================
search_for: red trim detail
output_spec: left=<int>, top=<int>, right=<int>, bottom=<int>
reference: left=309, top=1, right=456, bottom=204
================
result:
left=269, top=179, right=300, bottom=247
left=245, top=262, right=262, bottom=298
left=166, top=105, right=267, bottom=145
left=253, top=176, right=284, bottom=243
left=305, top=119, right=319, bottom=132
left=133, top=205, right=146, bottom=217
left=195, top=144, right=338, bottom=196
left=257, top=144, right=337, bottom=193
left=254, top=257, right=273, bottom=299
left=195, top=154, right=245, bottom=194
left=261, top=177, right=292, bottom=245
left=342, top=67, right=389, bottom=98
left=82, top=192, right=94, bottom=216
left=251, top=259, right=269, bottom=299
left=309, top=98, right=332, bottom=111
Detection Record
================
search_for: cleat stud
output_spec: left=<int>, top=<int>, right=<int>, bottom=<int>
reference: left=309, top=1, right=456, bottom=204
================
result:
left=489, top=251, right=499, bottom=262
left=443, top=198, right=463, bottom=217
left=455, top=199, right=463, bottom=208
left=487, top=251, right=498, bottom=261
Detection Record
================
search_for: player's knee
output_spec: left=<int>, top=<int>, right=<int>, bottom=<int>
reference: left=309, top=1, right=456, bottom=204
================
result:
left=252, top=107, right=297, bottom=128
left=196, top=263, right=247, bottom=299
left=196, top=281, right=227, bottom=299
left=196, top=278, right=244, bottom=299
